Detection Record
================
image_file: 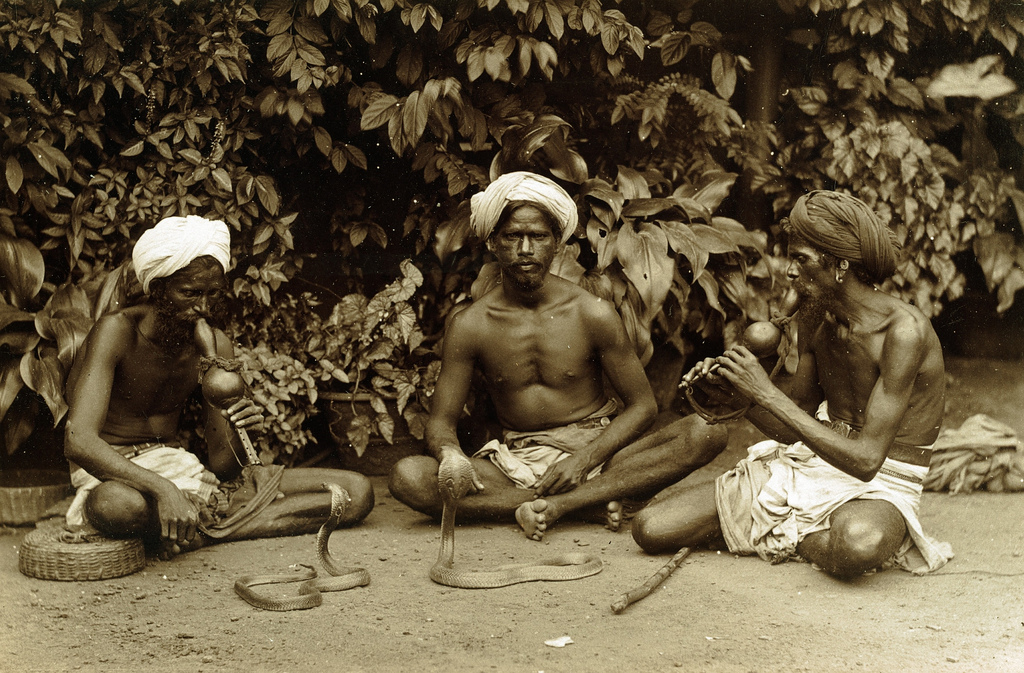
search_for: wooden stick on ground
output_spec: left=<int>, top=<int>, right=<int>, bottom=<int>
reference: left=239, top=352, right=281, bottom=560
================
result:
left=610, top=547, right=692, bottom=614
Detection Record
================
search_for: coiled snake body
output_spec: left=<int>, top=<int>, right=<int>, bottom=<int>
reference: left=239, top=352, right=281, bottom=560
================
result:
left=234, top=483, right=370, bottom=611
left=429, top=455, right=602, bottom=588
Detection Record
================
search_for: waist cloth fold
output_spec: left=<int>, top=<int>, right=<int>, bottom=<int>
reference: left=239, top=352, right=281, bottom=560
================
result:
left=714, top=407, right=953, bottom=574
left=65, top=442, right=284, bottom=540
left=472, top=400, right=618, bottom=489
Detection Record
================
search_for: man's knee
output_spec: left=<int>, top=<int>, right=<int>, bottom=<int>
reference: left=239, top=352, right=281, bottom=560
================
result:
left=828, top=514, right=902, bottom=574
left=85, top=481, right=149, bottom=537
left=388, top=455, right=440, bottom=511
left=338, top=473, right=375, bottom=523
left=631, top=508, right=677, bottom=555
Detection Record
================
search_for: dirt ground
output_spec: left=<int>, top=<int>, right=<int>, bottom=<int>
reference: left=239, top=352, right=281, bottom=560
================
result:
left=1, top=355, right=1022, bottom=673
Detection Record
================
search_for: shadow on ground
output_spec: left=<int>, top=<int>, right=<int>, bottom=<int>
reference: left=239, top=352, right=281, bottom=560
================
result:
left=1, top=357, right=1022, bottom=673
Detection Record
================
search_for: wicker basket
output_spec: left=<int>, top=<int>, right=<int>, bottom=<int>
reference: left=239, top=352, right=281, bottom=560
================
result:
left=19, top=519, right=146, bottom=581
left=0, top=470, right=72, bottom=526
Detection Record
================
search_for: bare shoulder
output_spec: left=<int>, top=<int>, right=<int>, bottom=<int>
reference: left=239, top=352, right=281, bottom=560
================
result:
left=884, top=299, right=936, bottom=350
left=86, top=309, right=142, bottom=351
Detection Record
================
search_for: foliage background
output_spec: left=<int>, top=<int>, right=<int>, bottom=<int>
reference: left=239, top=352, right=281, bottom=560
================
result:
left=1, top=0, right=1021, bottom=466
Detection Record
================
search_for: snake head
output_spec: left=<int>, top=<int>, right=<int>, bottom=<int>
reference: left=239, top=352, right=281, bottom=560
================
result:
left=437, top=454, right=475, bottom=502
left=322, top=482, right=352, bottom=504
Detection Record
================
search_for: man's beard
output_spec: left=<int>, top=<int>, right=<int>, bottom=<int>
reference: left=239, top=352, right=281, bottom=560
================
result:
left=154, top=301, right=198, bottom=351
left=796, top=285, right=837, bottom=327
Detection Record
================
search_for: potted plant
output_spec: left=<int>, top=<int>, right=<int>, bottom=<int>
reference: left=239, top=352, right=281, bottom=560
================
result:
left=305, top=259, right=441, bottom=475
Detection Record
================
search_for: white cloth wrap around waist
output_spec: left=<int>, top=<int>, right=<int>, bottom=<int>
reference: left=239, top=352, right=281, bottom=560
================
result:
left=472, top=400, right=617, bottom=490
left=715, top=439, right=953, bottom=574
left=65, top=445, right=220, bottom=529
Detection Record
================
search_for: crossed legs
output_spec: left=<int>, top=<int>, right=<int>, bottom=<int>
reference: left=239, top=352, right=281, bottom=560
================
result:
left=632, top=473, right=908, bottom=579
left=388, top=415, right=728, bottom=541
left=84, top=467, right=374, bottom=557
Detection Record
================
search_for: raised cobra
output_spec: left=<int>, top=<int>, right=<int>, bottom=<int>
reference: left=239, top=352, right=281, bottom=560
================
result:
left=429, top=455, right=603, bottom=588
left=234, top=482, right=370, bottom=611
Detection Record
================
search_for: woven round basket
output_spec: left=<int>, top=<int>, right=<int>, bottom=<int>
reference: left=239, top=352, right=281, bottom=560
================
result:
left=19, top=520, right=146, bottom=581
left=0, top=470, right=72, bottom=526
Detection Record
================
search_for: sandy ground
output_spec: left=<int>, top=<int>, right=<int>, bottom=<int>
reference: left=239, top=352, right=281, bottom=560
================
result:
left=1, top=356, right=1022, bottom=673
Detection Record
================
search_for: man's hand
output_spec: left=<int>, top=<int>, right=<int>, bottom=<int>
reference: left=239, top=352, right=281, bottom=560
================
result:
left=534, top=453, right=590, bottom=497
left=437, top=446, right=484, bottom=500
left=222, top=398, right=265, bottom=433
left=715, top=345, right=774, bottom=403
left=681, top=356, right=747, bottom=409
left=154, top=483, right=199, bottom=546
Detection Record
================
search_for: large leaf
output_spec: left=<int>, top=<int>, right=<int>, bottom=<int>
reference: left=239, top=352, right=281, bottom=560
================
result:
left=37, top=309, right=94, bottom=374
left=615, top=222, right=673, bottom=320
left=20, top=348, right=68, bottom=423
left=0, top=301, right=35, bottom=331
left=0, top=234, right=45, bottom=307
left=661, top=220, right=710, bottom=280
left=550, top=242, right=586, bottom=284
left=0, top=360, right=25, bottom=425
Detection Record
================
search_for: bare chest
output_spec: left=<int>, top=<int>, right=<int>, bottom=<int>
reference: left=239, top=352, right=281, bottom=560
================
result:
left=478, top=312, right=597, bottom=388
left=813, top=324, right=884, bottom=404
left=110, top=346, right=201, bottom=416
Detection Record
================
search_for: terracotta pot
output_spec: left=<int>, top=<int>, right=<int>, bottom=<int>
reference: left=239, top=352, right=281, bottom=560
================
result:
left=320, top=392, right=424, bottom=476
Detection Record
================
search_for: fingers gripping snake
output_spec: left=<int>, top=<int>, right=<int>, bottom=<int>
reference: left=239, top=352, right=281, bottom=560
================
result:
left=429, top=455, right=603, bottom=588
left=234, top=483, right=370, bottom=611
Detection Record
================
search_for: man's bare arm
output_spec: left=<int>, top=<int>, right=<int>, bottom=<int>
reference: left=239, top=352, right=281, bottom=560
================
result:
left=533, top=299, right=657, bottom=496
left=64, top=316, right=198, bottom=543
left=425, top=311, right=475, bottom=460
left=424, top=310, right=486, bottom=491
left=718, top=319, right=927, bottom=481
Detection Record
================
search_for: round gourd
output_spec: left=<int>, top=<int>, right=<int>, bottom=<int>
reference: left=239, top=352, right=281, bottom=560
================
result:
left=741, top=321, right=784, bottom=358
left=203, top=367, right=245, bottom=409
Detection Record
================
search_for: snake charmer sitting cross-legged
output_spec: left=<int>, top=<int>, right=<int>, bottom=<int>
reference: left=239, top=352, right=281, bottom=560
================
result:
left=632, top=191, right=953, bottom=578
left=388, top=172, right=726, bottom=541
left=63, top=215, right=373, bottom=558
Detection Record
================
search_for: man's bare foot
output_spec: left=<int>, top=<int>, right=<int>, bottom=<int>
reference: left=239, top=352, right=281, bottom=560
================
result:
left=156, top=533, right=208, bottom=560
left=604, top=498, right=649, bottom=531
left=605, top=501, right=624, bottom=532
left=516, top=499, right=556, bottom=541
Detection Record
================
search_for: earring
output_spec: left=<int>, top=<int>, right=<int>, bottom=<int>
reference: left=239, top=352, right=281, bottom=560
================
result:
left=836, top=259, right=849, bottom=283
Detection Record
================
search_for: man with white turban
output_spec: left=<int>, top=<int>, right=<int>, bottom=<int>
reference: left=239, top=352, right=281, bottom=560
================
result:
left=389, top=172, right=724, bottom=542
left=64, top=215, right=373, bottom=559
left=469, top=171, right=579, bottom=245
left=132, top=214, right=232, bottom=293
left=634, top=190, right=952, bottom=578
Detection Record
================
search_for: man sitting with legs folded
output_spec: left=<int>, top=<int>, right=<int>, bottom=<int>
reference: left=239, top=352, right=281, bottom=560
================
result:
left=64, top=215, right=374, bottom=558
left=632, top=191, right=953, bottom=577
left=388, top=172, right=727, bottom=541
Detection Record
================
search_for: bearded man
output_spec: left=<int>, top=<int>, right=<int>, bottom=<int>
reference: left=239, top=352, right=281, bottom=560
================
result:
left=388, top=172, right=726, bottom=541
left=632, top=190, right=953, bottom=577
left=64, top=216, right=373, bottom=557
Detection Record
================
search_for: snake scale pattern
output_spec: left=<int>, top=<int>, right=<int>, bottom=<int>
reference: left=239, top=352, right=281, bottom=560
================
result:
left=234, top=483, right=370, bottom=611
left=429, top=455, right=603, bottom=588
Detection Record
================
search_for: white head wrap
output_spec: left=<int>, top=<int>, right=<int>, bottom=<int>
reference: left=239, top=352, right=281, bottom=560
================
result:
left=132, top=215, right=231, bottom=293
left=470, top=172, right=578, bottom=244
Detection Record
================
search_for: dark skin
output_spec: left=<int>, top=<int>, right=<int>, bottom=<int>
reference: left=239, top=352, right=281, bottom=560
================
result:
left=389, top=205, right=726, bottom=540
left=635, top=237, right=945, bottom=578
left=65, top=256, right=373, bottom=556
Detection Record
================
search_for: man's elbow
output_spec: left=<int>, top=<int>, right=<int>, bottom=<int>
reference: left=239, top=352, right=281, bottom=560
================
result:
left=63, top=424, right=87, bottom=463
left=630, top=395, right=658, bottom=433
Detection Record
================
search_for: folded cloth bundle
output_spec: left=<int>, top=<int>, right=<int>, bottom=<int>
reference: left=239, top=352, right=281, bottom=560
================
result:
left=923, top=414, right=1024, bottom=493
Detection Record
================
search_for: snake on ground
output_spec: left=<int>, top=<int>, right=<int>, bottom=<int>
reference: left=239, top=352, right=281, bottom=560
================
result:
left=234, top=482, right=370, bottom=611
left=428, top=454, right=603, bottom=588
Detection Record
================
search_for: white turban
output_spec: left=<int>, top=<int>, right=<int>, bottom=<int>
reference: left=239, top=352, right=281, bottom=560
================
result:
left=470, top=172, right=578, bottom=244
left=132, top=215, right=231, bottom=293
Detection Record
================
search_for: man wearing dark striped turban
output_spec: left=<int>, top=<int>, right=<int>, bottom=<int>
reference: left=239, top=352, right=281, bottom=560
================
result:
left=633, top=191, right=953, bottom=578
